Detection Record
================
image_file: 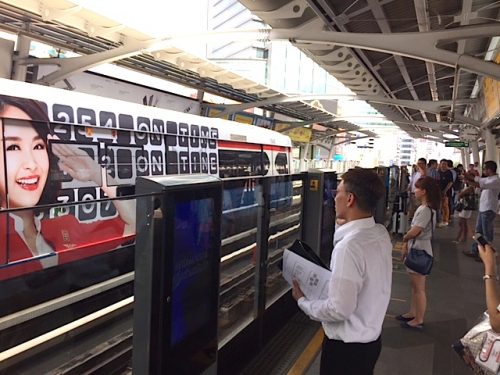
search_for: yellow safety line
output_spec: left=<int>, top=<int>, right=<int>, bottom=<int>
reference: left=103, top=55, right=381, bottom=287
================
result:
left=287, top=328, right=324, bottom=375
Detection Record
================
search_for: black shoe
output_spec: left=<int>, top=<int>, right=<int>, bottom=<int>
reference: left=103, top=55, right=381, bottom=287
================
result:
left=401, top=321, right=424, bottom=331
left=462, top=250, right=477, bottom=258
left=395, top=314, right=415, bottom=322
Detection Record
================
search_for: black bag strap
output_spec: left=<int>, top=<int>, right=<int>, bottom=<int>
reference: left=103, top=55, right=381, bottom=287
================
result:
left=429, top=206, right=434, bottom=239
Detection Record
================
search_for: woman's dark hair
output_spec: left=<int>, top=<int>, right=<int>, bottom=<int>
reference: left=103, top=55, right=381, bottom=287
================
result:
left=0, top=95, right=60, bottom=206
left=415, top=176, right=441, bottom=211
left=341, top=168, right=385, bottom=213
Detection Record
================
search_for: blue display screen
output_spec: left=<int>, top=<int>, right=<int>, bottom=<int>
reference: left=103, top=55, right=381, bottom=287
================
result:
left=170, top=198, right=215, bottom=346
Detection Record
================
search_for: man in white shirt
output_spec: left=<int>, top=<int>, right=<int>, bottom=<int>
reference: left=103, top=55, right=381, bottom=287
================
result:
left=464, top=160, right=500, bottom=260
left=292, top=168, right=393, bottom=375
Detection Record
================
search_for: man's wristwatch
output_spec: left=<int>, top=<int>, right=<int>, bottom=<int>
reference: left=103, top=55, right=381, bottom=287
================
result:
left=483, top=274, right=498, bottom=281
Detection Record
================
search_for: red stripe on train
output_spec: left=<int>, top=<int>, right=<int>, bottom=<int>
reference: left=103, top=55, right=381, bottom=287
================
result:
left=218, top=141, right=261, bottom=150
left=218, top=141, right=288, bottom=152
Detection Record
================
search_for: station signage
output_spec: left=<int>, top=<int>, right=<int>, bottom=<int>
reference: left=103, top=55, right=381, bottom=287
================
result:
left=445, top=141, right=469, bottom=147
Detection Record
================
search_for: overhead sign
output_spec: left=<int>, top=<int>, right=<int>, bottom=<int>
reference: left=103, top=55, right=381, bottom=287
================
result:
left=482, top=52, right=500, bottom=121
left=445, top=141, right=469, bottom=148
left=287, top=127, right=312, bottom=143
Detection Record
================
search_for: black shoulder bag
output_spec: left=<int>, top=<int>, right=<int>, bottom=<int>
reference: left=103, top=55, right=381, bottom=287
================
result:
left=404, top=208, right=434, bottom=275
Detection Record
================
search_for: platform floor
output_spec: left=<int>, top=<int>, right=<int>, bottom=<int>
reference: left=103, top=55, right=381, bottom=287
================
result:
left=243, top=212, right=500, bottom=375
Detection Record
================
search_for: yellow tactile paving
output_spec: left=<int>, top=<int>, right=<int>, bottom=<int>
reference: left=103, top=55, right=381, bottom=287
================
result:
left=287, top=328, right=324, bottom=375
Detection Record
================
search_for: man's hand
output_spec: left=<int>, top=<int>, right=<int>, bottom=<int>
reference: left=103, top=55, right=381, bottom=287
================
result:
left=292, top=280, right=305, bottom=301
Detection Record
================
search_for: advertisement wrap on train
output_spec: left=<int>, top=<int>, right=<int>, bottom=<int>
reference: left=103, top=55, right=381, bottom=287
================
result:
left=0, top=78, right=292, bottom=281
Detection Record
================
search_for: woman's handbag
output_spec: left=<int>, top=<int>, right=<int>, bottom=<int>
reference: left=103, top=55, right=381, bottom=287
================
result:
left=404, top=246, right=433, bottom=275
left=453, top=312, right=500, bottom=374
left=403, top=208, right=434, bottom=275
left=455, top=200, right=464, bottom=212
left=464, top=193, right=478, bottom=211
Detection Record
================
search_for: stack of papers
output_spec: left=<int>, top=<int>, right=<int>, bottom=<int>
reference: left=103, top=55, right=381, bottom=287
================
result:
left=282, top=249, right=331, bottom=300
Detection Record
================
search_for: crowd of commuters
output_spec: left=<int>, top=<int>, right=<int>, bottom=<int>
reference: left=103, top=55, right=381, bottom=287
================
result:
left=291, top=159, right=499, bottom=374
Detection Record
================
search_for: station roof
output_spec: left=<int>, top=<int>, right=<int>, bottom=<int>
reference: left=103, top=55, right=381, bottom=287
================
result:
left=1, top=1, right=497, bottom=144
left=240, top=0, right=500, bottom=139
left=0, top=0, right=374, bottom=143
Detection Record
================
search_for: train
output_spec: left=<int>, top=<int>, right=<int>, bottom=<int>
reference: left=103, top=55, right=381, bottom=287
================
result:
left=0, top=78, right=292, bottom=314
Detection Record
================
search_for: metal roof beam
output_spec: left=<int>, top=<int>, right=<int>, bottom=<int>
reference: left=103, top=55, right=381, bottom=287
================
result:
left=413, top=0, right=439, bottom=105
left=19, top=39, right=153, bottom=85
left=268, top=23, right=500, bottom=81
left=215, top=94, right=475, bottom=116
left=366, top=0, right=428, bottom=122
left=393, top=120, right=458, bottom=135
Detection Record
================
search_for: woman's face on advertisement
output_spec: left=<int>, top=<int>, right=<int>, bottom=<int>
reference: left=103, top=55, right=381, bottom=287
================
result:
left=0, top=105, right=49, bottom=208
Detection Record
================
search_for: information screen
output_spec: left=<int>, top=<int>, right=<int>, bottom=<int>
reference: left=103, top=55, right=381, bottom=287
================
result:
left=170, top=197, right=216, bottom=346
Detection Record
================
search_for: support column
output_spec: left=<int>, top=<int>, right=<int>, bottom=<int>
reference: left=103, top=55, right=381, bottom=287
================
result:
left=463, top=148, right=470, bottom=167
left=300, top=143, right=311, bottom=172
left=196, top=89, right=204, bottom=116
left=12, top=34, right=31, bottom=82
left=471, top=140, right=480, bottom=166
left=327, top=143, right=336, bottom=160
left=483, top=128, right=498, bottom=164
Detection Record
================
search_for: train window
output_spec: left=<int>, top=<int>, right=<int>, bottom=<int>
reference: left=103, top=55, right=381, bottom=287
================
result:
left=219, top=150, right=264, bottom=178
left=275, top=153, right=289, bottom=174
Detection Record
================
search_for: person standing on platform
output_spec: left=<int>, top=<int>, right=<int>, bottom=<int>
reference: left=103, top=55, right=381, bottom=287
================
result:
left=427, top=159, right=440, bottom=181
left=408, top=158, right=427, bottom=220
left=463, top=161, right=500, bottom=260
left=398, top=177, right=440, bottom=330
left=292, top=168, right=392, bottom=375
left=437, top=159, right=453, bottom=227
left=468, top=163, right=480, bottom=177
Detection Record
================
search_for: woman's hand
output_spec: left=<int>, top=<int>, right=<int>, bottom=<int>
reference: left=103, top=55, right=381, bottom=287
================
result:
left=478, top=244, right=497, bottom=275
left=51, top=143, right=102, bottom=184
left=401, top=241, right=408, bottom=261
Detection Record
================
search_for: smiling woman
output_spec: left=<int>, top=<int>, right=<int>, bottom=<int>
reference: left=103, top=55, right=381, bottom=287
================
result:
left=0, top=95, right=136, bottom=279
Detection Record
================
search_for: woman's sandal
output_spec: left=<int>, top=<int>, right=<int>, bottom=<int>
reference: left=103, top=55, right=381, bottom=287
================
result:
left=401, top=321, right=424, bottom=331
left=395, top=314, right=415, bottom=322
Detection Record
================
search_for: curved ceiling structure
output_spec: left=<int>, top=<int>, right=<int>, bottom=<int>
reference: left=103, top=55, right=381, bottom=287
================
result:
left=240, top=0, right=500, bottom=138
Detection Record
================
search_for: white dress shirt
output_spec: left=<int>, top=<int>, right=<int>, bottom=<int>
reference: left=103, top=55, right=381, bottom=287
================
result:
left=298, top=217, right=392, bottom=343
left=409, top=171, right=422, bottom=193
left=475, top=175, right=500, bottom=212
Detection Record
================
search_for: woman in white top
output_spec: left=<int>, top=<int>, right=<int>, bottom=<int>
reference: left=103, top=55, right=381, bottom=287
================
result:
left=398, top=176, right=441, bottom=330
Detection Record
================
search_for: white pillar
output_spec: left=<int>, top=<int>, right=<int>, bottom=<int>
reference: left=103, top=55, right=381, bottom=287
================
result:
left=471, top=140, right=480, bottom=165
left=327, top=139, right=336, bottom=160
left=483, top=128, right=498, bottom=165
left=196, top=89, right=204, bottom=115
left=12, top=34, right=31, bottom=82
left=300, top=143, right=311, bottom=172
left=463, top=148, right=470, bottom=167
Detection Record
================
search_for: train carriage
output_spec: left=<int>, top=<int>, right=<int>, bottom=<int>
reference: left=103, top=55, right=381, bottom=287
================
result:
left=0, top=78, right=292, bottom=286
